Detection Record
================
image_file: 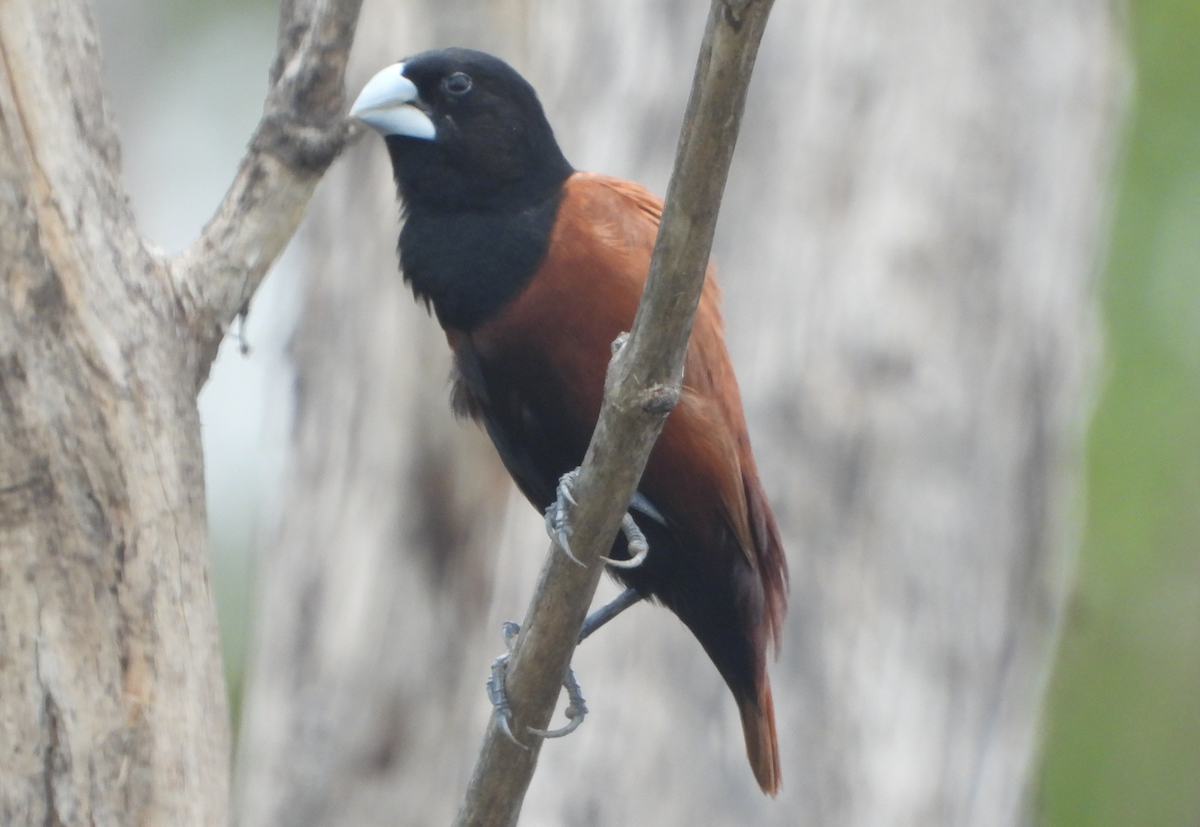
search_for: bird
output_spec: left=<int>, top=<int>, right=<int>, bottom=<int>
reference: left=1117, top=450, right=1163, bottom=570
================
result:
left=350, top=47, right=788, bottom=795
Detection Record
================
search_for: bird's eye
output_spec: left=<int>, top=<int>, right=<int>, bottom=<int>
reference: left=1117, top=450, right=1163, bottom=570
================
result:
left=443, top=72, right=473, bottom=96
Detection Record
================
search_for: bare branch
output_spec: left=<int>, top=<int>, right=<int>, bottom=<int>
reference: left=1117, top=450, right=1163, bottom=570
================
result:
left=169, top=0, right=363, bottom=385
left=452, top=1, right=775, bottom=823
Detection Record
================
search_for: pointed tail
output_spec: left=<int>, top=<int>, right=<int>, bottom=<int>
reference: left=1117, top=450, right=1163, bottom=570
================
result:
left=737, top=674, right=781, bottom=795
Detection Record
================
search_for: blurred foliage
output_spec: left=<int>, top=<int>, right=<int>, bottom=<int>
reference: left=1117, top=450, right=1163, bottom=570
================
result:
left=1038, top=0, right=1200, bottom=824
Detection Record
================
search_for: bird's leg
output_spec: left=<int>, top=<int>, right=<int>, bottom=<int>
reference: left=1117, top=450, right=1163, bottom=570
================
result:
left=544, top=468, right=583, bottom=566
left=486, top=589, right=644, bottom=742
left=579, top=587, right=644, bottom=642
left=531, top=589, right=645, bottom=737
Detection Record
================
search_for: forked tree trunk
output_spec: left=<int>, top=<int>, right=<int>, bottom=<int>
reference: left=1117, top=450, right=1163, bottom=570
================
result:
left=0, top=4, right=228, bottom=823
left=236, top=0, right=1122, bottom=825
left=0, top=0, right=359, bottom=824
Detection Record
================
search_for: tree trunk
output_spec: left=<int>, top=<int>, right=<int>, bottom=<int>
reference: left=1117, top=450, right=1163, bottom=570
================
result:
left=0, top=0, right=359, bottom=823
left=236, top=0, right=1122, bottom=824
left=0, top=3, right=228, bottom=824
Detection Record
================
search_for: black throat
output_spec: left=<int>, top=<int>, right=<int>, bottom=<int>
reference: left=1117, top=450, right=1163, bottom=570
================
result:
left=397, top=188, right=565, bottom=331
left=387, top=128, right=573, bottom=332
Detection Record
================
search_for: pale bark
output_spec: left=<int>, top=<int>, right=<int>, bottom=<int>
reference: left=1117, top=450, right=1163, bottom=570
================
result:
left=0, top=0, right=360, bottom=824
left=238, top=0, right=1121, bottom=825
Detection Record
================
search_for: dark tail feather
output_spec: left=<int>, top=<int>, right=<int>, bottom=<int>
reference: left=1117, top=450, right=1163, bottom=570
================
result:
left=737, top=674, right=781, bottom=795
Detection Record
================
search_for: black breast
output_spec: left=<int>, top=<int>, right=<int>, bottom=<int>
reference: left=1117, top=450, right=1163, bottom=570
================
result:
left=399, top=192, right=563, bottom=331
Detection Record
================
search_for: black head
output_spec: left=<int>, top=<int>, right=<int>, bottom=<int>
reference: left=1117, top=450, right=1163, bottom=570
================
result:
left=351, top=48, right=573, bottom=213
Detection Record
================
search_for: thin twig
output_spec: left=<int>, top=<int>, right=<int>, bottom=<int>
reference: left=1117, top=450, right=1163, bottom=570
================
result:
left=452, top=2, right=776, bottom=824
left=167, top=0, right=364, bottom=388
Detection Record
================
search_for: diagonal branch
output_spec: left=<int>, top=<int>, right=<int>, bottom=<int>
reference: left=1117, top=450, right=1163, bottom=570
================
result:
left=452, top=1, right=776, bottom=824
left=168, top=0, right=364, bottom=387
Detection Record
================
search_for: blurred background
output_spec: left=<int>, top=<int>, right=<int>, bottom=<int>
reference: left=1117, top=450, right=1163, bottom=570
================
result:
left=92, top=0, right=1198, bottom=824
left=1038, top=1, right=1200, bottom=824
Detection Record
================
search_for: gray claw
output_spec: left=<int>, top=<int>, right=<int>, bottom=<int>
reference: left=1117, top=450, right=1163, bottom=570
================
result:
left=544, top=468, right=585, bottom=566
left=557, top=528, right=583, bottom=566
left=501, top=621, right=521, bottom=650
left=557, top=470, right=579, bottom=505
left=497, top=711, right=524, bottom=746
left=603, top=513, right=649, bottom=569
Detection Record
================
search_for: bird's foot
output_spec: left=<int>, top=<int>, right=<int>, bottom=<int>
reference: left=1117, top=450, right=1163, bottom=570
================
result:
left=546, top=468, right=650, bottom=570
left=528, top=664, right=588, bottom=738
left=601, top=513, right=649, bottom=569
left=486, top=621, right=526, bottom=748
left=544, top=468, right=584, bottom=566
left=485, top=621, right=589, bottom=744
